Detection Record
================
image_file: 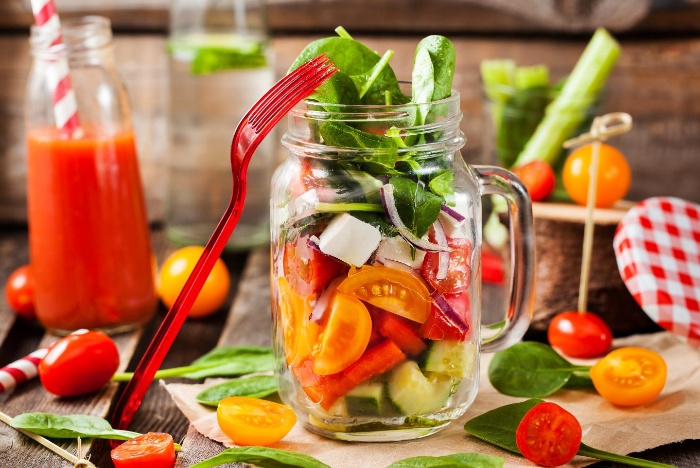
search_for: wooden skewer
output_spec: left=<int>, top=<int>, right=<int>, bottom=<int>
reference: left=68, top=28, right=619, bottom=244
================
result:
left=563, top=112, right=633, bottom=314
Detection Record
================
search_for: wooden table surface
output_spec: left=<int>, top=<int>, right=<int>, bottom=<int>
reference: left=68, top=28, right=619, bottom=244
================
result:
left=0, top=225, right=698, bottom=467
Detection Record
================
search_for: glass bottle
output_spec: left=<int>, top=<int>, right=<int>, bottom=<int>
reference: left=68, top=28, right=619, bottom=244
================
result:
left=25, top=16, right=157, bottom=334
left=271, top=86, right=536, bottom=441
left=166, top=0, right=276, bottom=251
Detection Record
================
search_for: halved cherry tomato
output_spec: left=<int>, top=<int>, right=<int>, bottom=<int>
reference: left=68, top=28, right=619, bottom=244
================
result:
left=283, top=235, right=348, bottom=297
left=512, top=160, right=556, bottom=202
left=420, top=291, right=470, bottom=342
left=548, top=311, right=612, bottom=358
left=111, top=432, right=175, bottom=468
left=39, top=330, right=119, bottom=397
left=277, top=277, right=316, bottom=366
left=516, top=402, right=582, bottom=467
left=5, top=264, right=36, bottom=320
left=312, top=291, right=372, bottom=375
left=481, top=247, right=505, bottom=285
left=217, top=396, right=296, bottom=446
left=158, top=246, right=230, bottom=318
left=590, top=347, right=667, bottom=406
left=421, top=235, right=472, bottom=295
left=338, top=265, right=431, bottom=323
left=563, top=143, right=631, bottom=208
left=372, top=307, right=427, bottom=356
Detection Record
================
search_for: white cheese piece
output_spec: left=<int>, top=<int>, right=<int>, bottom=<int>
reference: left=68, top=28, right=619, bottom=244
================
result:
left=318, top=213, right=381, bottom=267
left=290, top=189, right=319, bottom=217
left=439, top=192, right=471, bottom=238
left=375, top=235, right=426, bottom=269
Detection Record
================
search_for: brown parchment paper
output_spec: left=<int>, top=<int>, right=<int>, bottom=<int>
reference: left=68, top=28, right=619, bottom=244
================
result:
left=165, top=332, right=700, bottom=467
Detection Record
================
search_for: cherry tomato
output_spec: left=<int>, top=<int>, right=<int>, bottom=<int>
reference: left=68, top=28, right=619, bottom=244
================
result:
left=547, top=311, right=613, bottom=358
left=39, top=330, right=119, bottom=397
left=420, top=291, right=471, bottom=341
left=277, top=277, right=316, bottom=366
left=516, top=402, right=582, bottom=467
left=283, top=235, right=348, bottom=297
left=217, top=396, right=296, bottom=446
left=421, top=234, right=472, bottom=295
left=5, top=265, right=36, bottom=320
left=338, top=265, right=431, bottom=323
left=111, top=432, right=175, bottom=468
left=312, top=291, right=372, bottom=375
left=158, top=246, right=231, bottom=318
left=512, top=160, right=556, bottom=202
left=590, top=346, right=667, bottom=406
left=563, top=143, right=631, bottom=208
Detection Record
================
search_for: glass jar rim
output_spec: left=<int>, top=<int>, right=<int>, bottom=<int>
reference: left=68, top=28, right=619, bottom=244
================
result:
left=30, top=15, right=112, bottom=57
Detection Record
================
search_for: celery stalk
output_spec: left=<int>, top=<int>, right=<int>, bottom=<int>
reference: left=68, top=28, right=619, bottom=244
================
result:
left=480, top=59, right=516, bottom=103
left=513, top=28, right=620, bottom=167
left=515, top=65, right=549, bottom=90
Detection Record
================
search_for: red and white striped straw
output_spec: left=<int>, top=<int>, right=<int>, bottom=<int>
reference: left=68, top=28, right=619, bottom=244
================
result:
left=30, top=0, right=81, bottom=136
left=0, top=329, right=87, bottom=393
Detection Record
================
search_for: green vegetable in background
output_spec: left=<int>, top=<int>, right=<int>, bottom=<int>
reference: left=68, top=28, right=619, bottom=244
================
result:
left=190, top=446, right=331, bottom=468
left=112, top=345, right=274, bottom=381
left=196, top=375, right=277, bottom=407
left=386, top=453, right=503, bottom=468
left=465, top=399, right=675, bottom=468
left=488, top=341, right=592, bottom=397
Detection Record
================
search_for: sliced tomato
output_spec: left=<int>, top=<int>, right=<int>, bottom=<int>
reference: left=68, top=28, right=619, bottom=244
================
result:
left=111, top=432, right=176, bottom=468
left=421, top=235, right=472, bottom=294
left=516, top=402, right=582, bottom=467
left=590, top=346, right=667, bottom=406
left=299, top=339, right=406, bottom=410
left=217, top=396, right=296, bottom=446
left=283, top=235, right=349, bottom=297
left=338, top=265, right=431, bottom=323
left=372, top=307, right=427, bottom=356
left=420, top=292, right=470, bottom=341
left=312, top=291, right=372, bottom=375
left=277, top=277, right=315, bottom=366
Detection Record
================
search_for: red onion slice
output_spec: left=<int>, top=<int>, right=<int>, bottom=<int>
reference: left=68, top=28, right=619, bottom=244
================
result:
left=430, top=290, right=468, bottom=332
left=432, top=220, right=450, bottom=280
left=380, top=184, right=449, bottom=253
left=440, top=203, right=466, bottom=223
left=307, top=235, right=321, bottom=251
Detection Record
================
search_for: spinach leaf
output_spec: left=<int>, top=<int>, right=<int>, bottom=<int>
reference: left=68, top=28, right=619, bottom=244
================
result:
left=465, top=400, right=676, bottom=468
left=389, top=177, right=443, bottom=239
left=387, top=453, right=504, bottom=468
left=196, top=375, right=277, bottom=407
left=350, top=211, right=398, bottom=237
left=319, top=121, right=399, bottom=172
left=464, top=398, right=542, bottom=453
left=190, top=446, right=330, bottom=468
left=112, top=346, right=274, bottom=381
left=412, top=35, right=456, bottom=126
left=488, top=342, right=591, bottom=397
left=428, top=170, right=455, bottom=200
left=11, top=413, right=140, bottom=441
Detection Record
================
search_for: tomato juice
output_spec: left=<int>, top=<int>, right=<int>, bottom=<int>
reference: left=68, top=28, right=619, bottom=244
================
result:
left=26, top=127, right=157, bottom=333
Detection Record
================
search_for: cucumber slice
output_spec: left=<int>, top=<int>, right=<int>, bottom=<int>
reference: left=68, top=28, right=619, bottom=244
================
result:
left=345, top=382, right=384, bottom=416
left=387, top=361, right=455, bottom=415
left=422, top=340, right=477, bottom=379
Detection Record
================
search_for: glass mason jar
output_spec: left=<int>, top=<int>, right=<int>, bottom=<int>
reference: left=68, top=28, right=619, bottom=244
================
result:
left=25, top=16, right=157, bottom=334
left=271, top=88, right=535, bottom=441
left=166, top=0, right=276, bottom=251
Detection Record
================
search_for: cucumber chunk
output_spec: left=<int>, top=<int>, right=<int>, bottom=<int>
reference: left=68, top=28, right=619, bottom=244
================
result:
left=387, top=361, right=455, bottom=415
left=345, top=382, right=384, bottom=416
left=422, top=340, right=476, bottom=379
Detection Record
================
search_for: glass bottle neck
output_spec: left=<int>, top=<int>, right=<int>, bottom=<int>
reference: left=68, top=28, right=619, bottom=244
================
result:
left=30, top=16, right=115, bottom=67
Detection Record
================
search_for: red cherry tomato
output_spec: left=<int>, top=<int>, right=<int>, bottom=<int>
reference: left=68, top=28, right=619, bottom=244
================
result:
left=516, top=402, right=582, bottom=467
left=5, top=265, right=36, bottom=320
left=562, top=143, right=631, bottom=208
left=38, top=330, right=119, bottom=397
left=421, top=234, right=472, bottom=294
left=111, top=432, right=176, bottom=468
left=548, top=311, right=613, bottom=358
left=512, top=160, right=556, bottom=202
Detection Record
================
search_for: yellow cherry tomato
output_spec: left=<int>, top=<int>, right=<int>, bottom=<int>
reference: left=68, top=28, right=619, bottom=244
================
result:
left=217, top=396, right=297, bottom=446
left=562, top=143, right=631, bottom=208
left=158, top=246, right=230, bottom=318
left=590, top=347, right=667, bottom=407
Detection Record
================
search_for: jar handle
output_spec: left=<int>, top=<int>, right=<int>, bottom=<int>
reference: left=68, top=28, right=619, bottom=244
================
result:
left=474, top=165, right=535, bottom=352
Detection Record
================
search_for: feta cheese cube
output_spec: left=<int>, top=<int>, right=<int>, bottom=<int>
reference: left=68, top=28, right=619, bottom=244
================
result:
left=439, top=192, right=471, bottom=238
left=318, top=213, right=381, bottom=267
left=375, top=236, right=426, bottom=269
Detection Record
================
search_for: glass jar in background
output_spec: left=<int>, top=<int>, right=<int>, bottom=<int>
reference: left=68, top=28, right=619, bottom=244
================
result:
left=25, top=16, right=158, bottom=334
left=166, top=0, right=276, bottom=251
left=271, top=88, right=535, bottom=441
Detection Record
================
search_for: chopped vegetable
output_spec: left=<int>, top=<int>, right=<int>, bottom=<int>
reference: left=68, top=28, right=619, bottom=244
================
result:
left=111, top=432, right=176, bottom=468
left=515, top=402, right=582, bottom=467
left=217, top=397, right=297, bottom=446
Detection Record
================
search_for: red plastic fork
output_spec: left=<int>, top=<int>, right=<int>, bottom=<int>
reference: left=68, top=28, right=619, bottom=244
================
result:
left=110, top=55, right=337, bottom=434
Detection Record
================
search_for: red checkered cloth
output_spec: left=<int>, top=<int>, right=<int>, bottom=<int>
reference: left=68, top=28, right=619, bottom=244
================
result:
left=614, top=197, right=700, bottom=349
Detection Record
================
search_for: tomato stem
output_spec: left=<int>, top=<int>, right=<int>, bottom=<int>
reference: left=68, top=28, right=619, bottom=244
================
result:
left=578, top=442, right=676, bottom=468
